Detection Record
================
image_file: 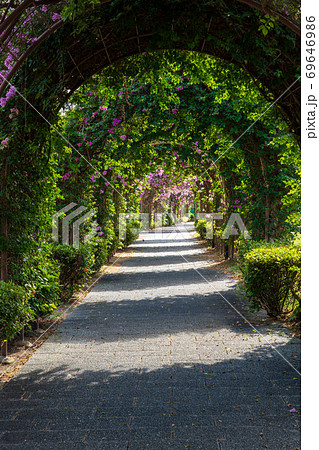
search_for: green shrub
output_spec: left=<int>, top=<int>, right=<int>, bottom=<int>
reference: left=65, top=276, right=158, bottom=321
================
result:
left=11, top=245, right=60, bottom=317
left=0, top=281, right=34, bottom=343
left=124, top=219, right=140, bottom=246
left=164, top=214, right=173, bottom=226
left=52, top=244, right=94, bottom=300
left=236, top=237, right=265, bottom=262
left=195, top=219, right=207, bottom=239
left=27, top=263, right=60, bottom=317
left=91, top=237, right=109, bottom=271
left=107, top=227, right=120, bottom=256
left=240, top=244, right=301, bottom=317
left=292, top=232, right=301, bottom=249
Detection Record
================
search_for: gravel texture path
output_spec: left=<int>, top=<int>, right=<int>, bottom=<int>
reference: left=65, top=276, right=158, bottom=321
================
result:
left=0, top=223, right=301, bottom=449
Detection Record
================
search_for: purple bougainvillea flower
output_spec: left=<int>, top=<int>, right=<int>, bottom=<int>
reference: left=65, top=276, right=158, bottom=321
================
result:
left=172, top=108, right=178, bottom=114
left=102, top=170, right=107, bottom=176
left=120, top=135, right=126, bottom=141
left=52, top=13, right=61, bottom=21
left=112, top=118, right=121, bottom=127
left=289, top=408, right=297, bottom=413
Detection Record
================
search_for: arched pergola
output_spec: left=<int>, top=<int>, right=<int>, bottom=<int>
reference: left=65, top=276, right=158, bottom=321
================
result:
left=0, top=0, right=301, bottom=135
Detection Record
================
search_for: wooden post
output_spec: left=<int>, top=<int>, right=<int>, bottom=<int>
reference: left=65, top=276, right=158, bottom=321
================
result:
left=1, top=216, right=8, bottom=282
left=260, top=156, right=270, bottom=242
left=265, top=195, right=270, bottom=243
left=224, top=244, right=229, bottom=260
left=0, top=160, right=8, bottom=282
left=1, top=341, right=7, bottom=357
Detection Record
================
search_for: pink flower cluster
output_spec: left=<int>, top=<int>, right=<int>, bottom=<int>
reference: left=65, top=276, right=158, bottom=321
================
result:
left=0, top=4, right=58, bottom=108
left=62, top=171, right=71, bottom=180
left=9, top=107, right=19, bottom=119
left=0, top=137, right=9, bottom=150
left=0, top=86, right=16, bottom=107
left=52, top=13, right=62, bottom=22
left=108, top=118, right=121, bottom=134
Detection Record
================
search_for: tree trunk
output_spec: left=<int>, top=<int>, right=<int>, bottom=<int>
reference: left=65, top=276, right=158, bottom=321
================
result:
left=0, top=160, right=8, bottom=282
left=260, top=157, right=270, bottom=242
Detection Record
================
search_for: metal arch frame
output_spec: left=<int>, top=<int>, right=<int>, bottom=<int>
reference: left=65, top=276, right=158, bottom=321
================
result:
left=0, top=0, right=300, bottom=98
left=239, top=0, right=300, bottom=36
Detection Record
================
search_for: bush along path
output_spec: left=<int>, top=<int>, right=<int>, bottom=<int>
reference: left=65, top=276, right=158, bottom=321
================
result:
left=0, top=50, right=301, bottom=359
left=195, top=220, right=301, bottom=326
left=0, top=223, right=300, bottom=449
left=0, top=221, right=139, bottom=364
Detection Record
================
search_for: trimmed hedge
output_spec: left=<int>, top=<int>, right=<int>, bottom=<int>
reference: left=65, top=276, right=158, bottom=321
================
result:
left=13, top=248, right=61, bottom=317
left=124, top=219, right=140, bottom=247
left=196, top=219, right=207, bottom=239
left=0, top=224, right=140, bottom=346
left=0, top=281, right=34, bottom=344
left=240, top=244, right=301, bottom=318
left=52, top=244, right=94, bottom=301
left=196, top=220, right=301, bottom=319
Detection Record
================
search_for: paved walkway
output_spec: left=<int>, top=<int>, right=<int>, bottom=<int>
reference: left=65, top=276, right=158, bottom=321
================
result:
left=0, top=224, right=300, bottom=449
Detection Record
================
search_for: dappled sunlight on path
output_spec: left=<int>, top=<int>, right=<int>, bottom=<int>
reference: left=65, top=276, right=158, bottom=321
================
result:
left=0, top=224, right=300, bottom=449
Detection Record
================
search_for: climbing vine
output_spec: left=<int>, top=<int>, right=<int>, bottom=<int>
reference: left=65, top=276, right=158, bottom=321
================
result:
left=0, top=0, right=300, bottom=344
